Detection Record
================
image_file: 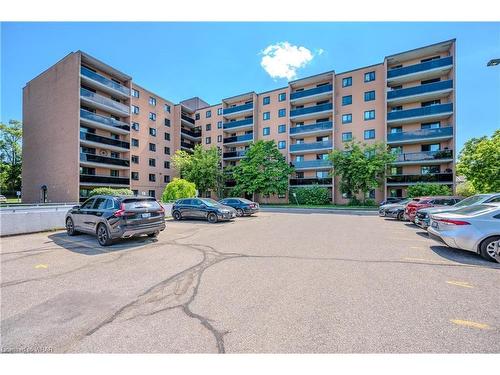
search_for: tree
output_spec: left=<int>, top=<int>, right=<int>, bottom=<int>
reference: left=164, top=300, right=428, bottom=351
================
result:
left=329, top=140, right=395, bottom=204
left=456, top=180, right=476, bottom=197
left=231, top=140, right=294, bottom=200
left=457, top=130, right=500, bottom=193
left=161, top=178, right=196, bottom=202
left=289, top=186, right=330, bottom=205
left=406, top=184, right=451, bottom=198
left=172, top=144, right=224, bottom=196
left=0, top=120, right=22, bottom=194
left=89, top=187, right=134, bottom=197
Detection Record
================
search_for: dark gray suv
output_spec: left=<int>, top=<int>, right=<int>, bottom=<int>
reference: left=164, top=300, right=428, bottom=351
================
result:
left=65, top=195, right=166, bottom=246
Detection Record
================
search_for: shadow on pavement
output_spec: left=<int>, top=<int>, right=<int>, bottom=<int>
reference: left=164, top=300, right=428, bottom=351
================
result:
left=429, top=245, right=500, bottom=269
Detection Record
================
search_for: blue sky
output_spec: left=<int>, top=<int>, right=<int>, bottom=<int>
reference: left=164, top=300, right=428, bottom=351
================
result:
left=1, top=22, right=499, bottom=152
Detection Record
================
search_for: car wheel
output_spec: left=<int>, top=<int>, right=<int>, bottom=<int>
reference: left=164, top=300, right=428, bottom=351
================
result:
left=479, top=236, right=500, bottom=263
left=148, top=232, right=159, bottom=238
left=97, top=223, right=113, bottom=246
left=397, top=211, right=404, bottom=221
left=207, top=212, right=218, bottom=223
left=172, top=210, right=182, bottom=221
left=66, top=217, right=78, bottom=236
left=236, top=208, right=244, bottom=217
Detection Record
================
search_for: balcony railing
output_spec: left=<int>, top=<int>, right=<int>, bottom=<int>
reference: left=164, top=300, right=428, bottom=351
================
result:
left=223, top=151, right=247, bottom=159
left=223, top=133, right=253, bottom=144
left=387, top=56, right=453, bottom=79
left=290, top=84, right=333, bottom=100
left=80, top=66, right=130, bottom=96
left=80, top=88, right=130, bottom=113
left=223, top=102, right=253, bottom=115
left=80, top=109, right=130, bottom=131
left=386, top=173, right=453, bottom=184
left=80, top=174, right=130, bottom=185
left=181, top=128, right=201, bottom=138
left=290, top=140, right=333, bottom=152
left=80, top=131, right=129, bottom=150
left=181, top=141, right=195, bottom=149
left=80, top=153, right=130, bottom=167
left=387, top=126, right=453, bottom=143
left=291, top=159, right=332, bottom=169
left=394, top=150, right=453, bottom=163
left=290, top=121, right=333, bottom=135
left=387, top=103, right=453, bottom=121
left=223, top=117, right=253, bottom=130
left=290, top=178, right=333, bottom=186
left=181, top=114, right=195, bottom=125
left=387, top=80, right=453, bottom=100
left=290, top=103, right=333, bottom=118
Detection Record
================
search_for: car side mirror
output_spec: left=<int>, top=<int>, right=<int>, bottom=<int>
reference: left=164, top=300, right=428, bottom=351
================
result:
left=73, top=205, right=80, bottom=209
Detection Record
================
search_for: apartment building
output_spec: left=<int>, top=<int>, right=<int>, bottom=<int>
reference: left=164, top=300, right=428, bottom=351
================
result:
left=22, top=40, right=456, bottom=204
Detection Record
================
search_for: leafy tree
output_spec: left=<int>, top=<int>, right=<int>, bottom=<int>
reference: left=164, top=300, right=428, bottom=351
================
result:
left=0, top=120, right=22, bottom=194
left=289, top=186, right=330, bottom=205
left=406, top=183, right=451, bottom=198
left=329, top=140, right=395, bottom=204
left=231, top=140, right=294, bottom=200
left=89, top=187, right=134, bottom=197
left=457, top=130, right=500, bottom=193
left=161, top=178, right=196, bottom=202
left=456, top=180, right=476, bottom=197
left=172, top=144, right=224, bottom=196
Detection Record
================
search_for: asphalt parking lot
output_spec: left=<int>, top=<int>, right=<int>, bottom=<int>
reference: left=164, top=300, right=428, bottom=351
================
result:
left=1, top=212, right=499, bottom=353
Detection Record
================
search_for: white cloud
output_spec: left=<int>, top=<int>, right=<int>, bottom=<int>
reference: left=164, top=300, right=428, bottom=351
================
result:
left=260, top=42, right=321, bottom=80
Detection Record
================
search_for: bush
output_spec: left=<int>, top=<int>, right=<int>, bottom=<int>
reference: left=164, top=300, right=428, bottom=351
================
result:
left=407, top=183, right=452, bottom=198
left=289, top=186, right=330, bottom=205
left=162, top=178, right=196, bottom=202
left=456, top=181, right=476, bottom=197
left=89, top=187, right=134, bottom=197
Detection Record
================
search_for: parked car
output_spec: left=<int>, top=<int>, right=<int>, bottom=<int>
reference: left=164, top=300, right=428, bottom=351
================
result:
left=65, top=195, right=166, bottom=246
left=428, top=203, right=500, bottom=263
left=379, top=197, right=403, bottom=206
left=379, top=198, right=412, bottom=217
left=0, top=194, right=6, bottom=203
left=405, top=196, right=462, bottom=223
left=172, top=198, right=236, bottom=223
left=384, top=198, right=421, bottom=220
left=415, top=193, right=500, bottom=230
left=218, top=197, right=260, bottom=216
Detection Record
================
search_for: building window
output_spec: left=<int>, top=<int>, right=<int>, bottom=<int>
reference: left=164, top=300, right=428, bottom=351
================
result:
left=164, top=146, right=170, bottom=155
left=131, top=172, right=139, bottom=180
left=342, top=114, right=352, bottom=124
left=316, top=171, right=329, bottom=179
left=206, top=110, right=211, bottom=118
left=364, top=110, right=375, bottom=120
left=131, top=138, right=139, bottom=147
left=164, top=175, right=170, bottom=183
left=131, top=105, right=140, bottom=114
left=164, top=132, right=170, bottom=141
left=149, top=97, right=157, bottom=106
left=195, top=113, right=200, bottom=120
left=164, top=104, right=171, bottom=113
left=131, top=122, right=140, bottom=131
left=342, top=132, right=352, bottom=142
left=149, top=112, right=156, bottom=121
left=131, top=89, right=140, bottom=98
left=278, top=124, right=286, bottom=133
left=131, top=155, right=139, bottom=164
left=421, top=99, right=441, bottom=107
left=278, top=92, right=286, bottom=102
left=263, top=112, right=270, bottom=120
left=149, top=128, right=157, bottom=136
left=421, top=143, right=440, bottom=152
left=149, top=174, right=156, bottom=182
left=206, top=123, right=211, bottom=131
left=217, top=135, right=222, bottom=142
left=149, top=143, right=156, bottom=152
left=164, top=161, right=170, bottom=169
left=263, top=127, right=270, bottom=136
left=364, top=129, right=376, bottom=139
left=217, top=108, right=222, bottom=115
left=206, top=137, right=211, bottom=144
left=217, top=121, right=223, bottom=129
left=421, top=165, right=440, bottom=174
left=278, top=141, right=286, bottom=149
left=278, top=108, right=286, bottom=117
left=421, top=121, right=441, bottom=129
left=364, top=71, right=376, bottom=82
left=342, top=77, right=352, bottom=87
left=148, top=190, right=156, bottom=198
left=164, top=118, right=170, bottom=127
left=342, top=95, right=352, bottom=106
left=149, top=158, right=156, bottom=167
left=263, top=96, right=270, bottom=105
left=364, top=90, right=376, bottom=101
left=132, top=189, right=138, bottom=195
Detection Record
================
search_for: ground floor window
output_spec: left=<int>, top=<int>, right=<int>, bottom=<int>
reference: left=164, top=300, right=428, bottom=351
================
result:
left=148, top=190, right=156, bottom=198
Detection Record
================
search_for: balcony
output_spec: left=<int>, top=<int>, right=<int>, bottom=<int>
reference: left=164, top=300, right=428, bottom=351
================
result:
left=387, top=80, right=453, bottom=105
left=80, top=174, right=130, bottom=186
left=223, top=150, right=247, bottom=159
left=223, top=133, right=253, bottom=145
left=80, top=153, right=130, bottom=169
left=291, top=159, right=332, bottom=170
left=80, top=66, right=130, bottom=98
left=387, top=56, right=453, bottom=84
left=387, top=103, right=453, bottom=125
left=223, top=117, right=253, bottom=132
left=387, top=126, right=453, bottom=144
left=80, top=131, right=130, bottom=152
left=290, top=121, right=333, bottom=137
left=290, top=84, right=333, bottom=104
left=289, top=140, right=333, bottom=154
left=181, top=141, right=196, bottom=151
left=80, top=88, right=130, bottom=116
left=386, top=173, right=453, bottom=185
left=290, top=178, right=333, bottom=186
left=181, top=128, right=201, bottom=140
left=223, top=102, right=253, bottom=118
left=181, top=114, right=196, bottom=127
left=392, top=150, right=453, bottom=165
left=80, top=109, right=130, bottom=134
left=290, top=103, right=333, bottom=121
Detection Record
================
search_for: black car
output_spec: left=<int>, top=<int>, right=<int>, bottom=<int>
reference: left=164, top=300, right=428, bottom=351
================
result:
left=218, top=197, right=260, bottom=216
left=379, top=197, right=402, bottom=206
left=65, top=195, right=166, bottom=246
left=171, top=198, right=237, bottom=223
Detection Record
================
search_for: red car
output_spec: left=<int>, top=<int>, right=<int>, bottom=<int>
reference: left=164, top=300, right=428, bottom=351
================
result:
left=404, top=196, right=462, bottom=222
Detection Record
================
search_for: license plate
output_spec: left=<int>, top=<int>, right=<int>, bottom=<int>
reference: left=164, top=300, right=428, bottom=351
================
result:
left=431, top=221, right=438, bottom=228
left=142, top=213, right=151, bottom=218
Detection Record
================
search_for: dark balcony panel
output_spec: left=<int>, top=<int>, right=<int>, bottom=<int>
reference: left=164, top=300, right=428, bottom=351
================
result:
left=387, top=127, right=453, bottom=143
left=223, top=102, right=253, bottom=115
left=223, top=151, right=247, bottom=159
left=80, top=153, right=130, bottom=167
left=387, top=103, right=453, bottom=121
left=290, top=178, right=333, bottom=186
left=80, top=88, right=130, bottom=113
left=290, top=84, right=333, bottom=100
left=181, top=141, right=195, bottom=149
left=80, top=109, right=130, bottom=131
left=223, top=117, right=253, bottom=129
left=292, top=159, right=332, bottom=169
left=290, top=121, right=333, bottom=135
left=290, top=103, right=333, bottom=117
left=80, top=131, right=130, bottom=149
left=394, top=150, right=453, bottom=163
left=387, top=56, right=453, bottom=79
left=181, top=114, right=195, bottom=125
left=223, top=133, right=253, bottom=144
left=387, top=80, right=453, bottom=100
left=290, top=140, right=333, bottom=152
left=386, top=173, right=453, bottom=184
left=80, top=174, right=130, bottom=185
left=181, top=128, right=201, bottom=138
left=80, top=66, right=130, bottom=95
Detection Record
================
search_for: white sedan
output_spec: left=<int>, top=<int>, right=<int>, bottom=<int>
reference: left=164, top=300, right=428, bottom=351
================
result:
left=427, top=203, right=500, bottom=263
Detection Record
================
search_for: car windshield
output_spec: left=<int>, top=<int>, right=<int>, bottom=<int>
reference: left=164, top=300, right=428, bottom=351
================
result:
left=238, top=198, right=253, bottom=204
left=397, top=198, right=411, bottom=205
left=200, top=198, right=221, bottom=207
left=448, top=204, right=497, bottom=216
left=453, top=195, right=487, bottom=208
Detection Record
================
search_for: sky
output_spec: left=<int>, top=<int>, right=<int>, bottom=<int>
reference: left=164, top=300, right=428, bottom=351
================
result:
left=1, top=22, right=499, bottom=152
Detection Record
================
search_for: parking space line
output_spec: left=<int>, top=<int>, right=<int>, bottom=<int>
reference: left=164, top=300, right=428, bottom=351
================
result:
left=450, top=319, right=491, bottom=330
left=446, top=281, right=473, bottom=288
left=34, top=264, right=48, bottom=269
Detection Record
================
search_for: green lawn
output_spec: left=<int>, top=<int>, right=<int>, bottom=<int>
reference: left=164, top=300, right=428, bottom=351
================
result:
left=261, top=203, right=379, bottom=210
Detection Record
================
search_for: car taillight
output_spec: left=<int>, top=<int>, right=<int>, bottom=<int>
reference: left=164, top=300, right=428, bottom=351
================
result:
left=157, top=202, right=165, bottom=214
left=437, top=219, right=471, bottom=225
left=114, top=203, right=126, bottom=217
